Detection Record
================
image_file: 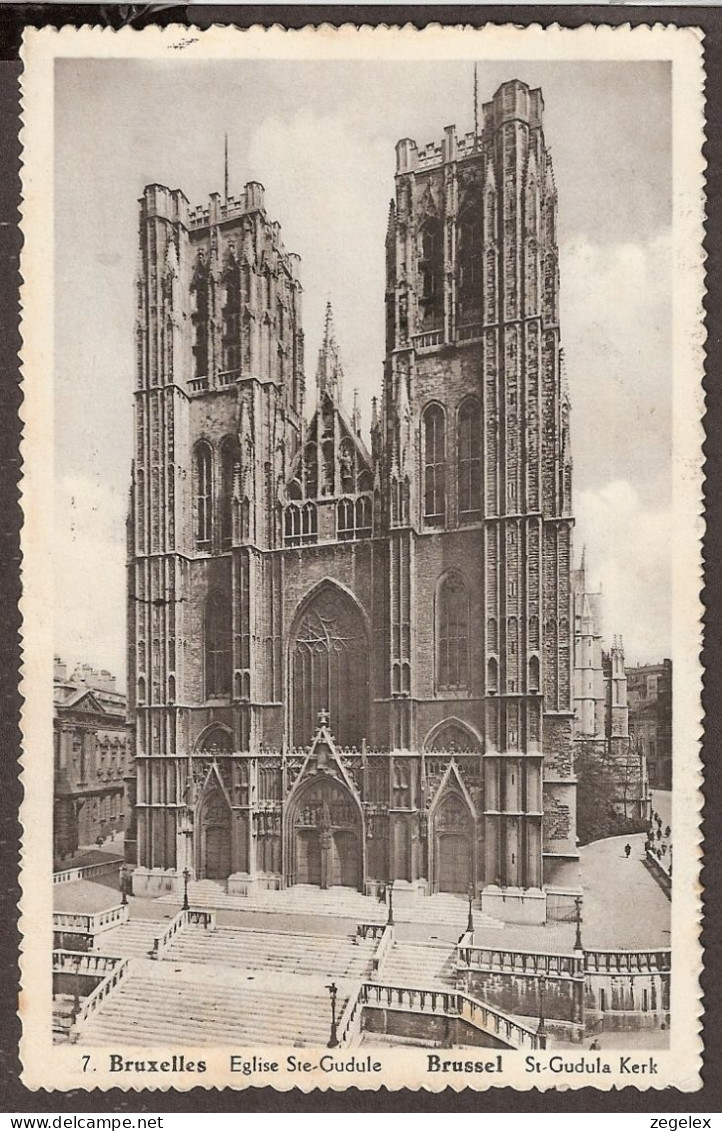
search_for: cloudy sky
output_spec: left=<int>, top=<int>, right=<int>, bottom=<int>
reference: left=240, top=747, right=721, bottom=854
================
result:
left=54, top=58, right=672, bottom=684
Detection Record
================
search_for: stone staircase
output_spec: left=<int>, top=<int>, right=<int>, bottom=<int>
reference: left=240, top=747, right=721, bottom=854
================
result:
left=79, top=962, right=346, bottom=1047
left=165, top=924, right=376, bottom=979
left=94, top=918, right=165, bottom=958
left=381, top=940, right=458, bottom=988
left=159, top=882, right=503, bottom=930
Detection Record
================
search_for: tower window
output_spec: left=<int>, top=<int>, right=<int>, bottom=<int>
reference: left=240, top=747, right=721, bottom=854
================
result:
left=205, top=592, right=232, bottom=698
left=457, top=211, right=482, bottom=324
left=191, top=257, right=209, bottom=378
left=220, top=438, right=240, bottom=550
left=222, top=260, right=241, bottom=372
left=194, top=443, right=212, bottom=550
left=458, top=398, right=482, bottom=522
left=419, top=219, right=443, bottom=330
left=423, top=404, right=446, bottom=527
left=437, top=573, right=470, bottom=691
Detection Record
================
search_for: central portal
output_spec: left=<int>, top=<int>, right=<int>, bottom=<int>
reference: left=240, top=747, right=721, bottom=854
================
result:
left=289, top=777, right=362, bottom=889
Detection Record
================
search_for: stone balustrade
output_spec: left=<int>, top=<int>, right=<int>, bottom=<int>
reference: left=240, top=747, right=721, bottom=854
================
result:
left=53, top=904, right=129, bottom=938
left=584, top=948, right=671, bottom=975
left=53, top=950, right=123, bottom=978
left=459, top=945, right=584, bottom=979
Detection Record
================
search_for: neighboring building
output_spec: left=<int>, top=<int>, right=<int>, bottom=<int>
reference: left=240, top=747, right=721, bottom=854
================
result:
left=127, top=79, right=578, bottom=922
left=571, top=558, right=649, bottom=836
left=53, top=657, right=132, bottom=864
left=628, top=661, right=673, bottom=790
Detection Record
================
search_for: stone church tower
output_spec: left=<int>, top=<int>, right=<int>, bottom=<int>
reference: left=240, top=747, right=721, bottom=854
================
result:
left=127, top=79, right=578, bottom=920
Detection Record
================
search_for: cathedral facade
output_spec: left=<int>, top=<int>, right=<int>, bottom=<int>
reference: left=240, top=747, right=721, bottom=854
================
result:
left=127, top=79, right=578, bottom=920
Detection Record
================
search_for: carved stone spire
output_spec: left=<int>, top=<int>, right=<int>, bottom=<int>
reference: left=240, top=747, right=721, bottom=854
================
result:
left=316, top=301, right=344, bottom=405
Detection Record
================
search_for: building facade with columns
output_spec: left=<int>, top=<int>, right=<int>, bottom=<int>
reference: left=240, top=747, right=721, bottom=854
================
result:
left=128, top=79, right=579, bottom=920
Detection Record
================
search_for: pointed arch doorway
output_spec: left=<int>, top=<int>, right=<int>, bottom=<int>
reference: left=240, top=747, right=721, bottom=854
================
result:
left=287, top=776, right=362, bottom=890
left=197, top=786, right=232, bottom=881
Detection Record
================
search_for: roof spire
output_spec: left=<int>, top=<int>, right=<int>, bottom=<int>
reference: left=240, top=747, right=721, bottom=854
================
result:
left=224, top=132, right=229, bottom=202
left=316, top=301, right=344, bottom=404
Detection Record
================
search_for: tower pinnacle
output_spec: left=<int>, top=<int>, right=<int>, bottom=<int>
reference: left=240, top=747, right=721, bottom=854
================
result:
left=316, top=301, right=344, bottom=404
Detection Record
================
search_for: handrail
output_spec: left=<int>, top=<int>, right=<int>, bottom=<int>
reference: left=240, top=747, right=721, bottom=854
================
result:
left=53, top=904, right=129, bottom=936
left=336, top=982, right=365, bottom=1047
left=370, top=924, right=394, bottom=981
left=53, top=859, right=124, bottom=885
left=151, top=907, right=216, bottom=960
left=584, top=948, right=671, bottom=974
left=359, top=982, right=543, bottom=1050
left=74, top=958, right=130, bottom=1030
left=356, top=922, right=386, bottom=940
left=460, top=945, right=584, bottom=978
left=53, top=950, right=122, bottom=978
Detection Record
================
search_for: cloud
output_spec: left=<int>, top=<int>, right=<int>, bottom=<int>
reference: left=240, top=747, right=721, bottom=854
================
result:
left=54, top=473, right=128, bottom=685
left=574, top=479, right=672, bottom=665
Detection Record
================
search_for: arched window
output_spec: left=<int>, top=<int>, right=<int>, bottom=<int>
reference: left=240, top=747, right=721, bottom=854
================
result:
left=355, top=496, right=372, bottom=539
left=458, top=399, right=482, bottom=522
left=529, top=655, right=540, bottom=693
left=301, top=502, right=318, bottom=545
left=304, top=442, right=318, bottom=498
left=191, top=257, right=209, bottom=378
left=220, top=439, right=239, bottom=550
left=423, top=404, right=446, bottom=527
left=291, top=584, right=369, bottom=748
left=437, top=574, right=470, bottom=691
left=194, top=443, right=212, bottom=550
left=338, top=498, right=354, bottom=541
left=458, top=210, right=482, bottom=324
left=419, top=219, right=443, bottom=329
left=205, top=592, right=231, bottom=698
left=487, top=657, right=499, bottom=694
left=284, top=504, right=301, bottom=547
left=222, top=259, right=241, bottom=372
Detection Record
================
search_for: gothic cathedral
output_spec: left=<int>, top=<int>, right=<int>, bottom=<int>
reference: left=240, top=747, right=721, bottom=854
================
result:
left=127, top=79, right=578, bottom=922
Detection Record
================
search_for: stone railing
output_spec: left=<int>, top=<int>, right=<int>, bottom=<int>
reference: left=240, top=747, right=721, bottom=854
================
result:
left=412, top=329, right=443, bottom=350
left=359, top=982, right=543, bottom=1050
left=150, top=907, right=216, bottom=960
left=53, top=859, right=124, bottom=886
left=456, top=322, right=482, bottom=342
left=53, top=950, right=123, bottom=978
left=74, top=958, right=130, bottom=1032
left=188, top=376, right=209, bottom=394
left=356, top=922, right=386, bottom=941
left=458, top=945, right=585, bottom=979
left=336, top=982, right=366, bottom=1048
left=53, top=904, right=129, bottom=937
left=370, top=924, right=394, bottom=981
left=584, top=948, right=671, bottom=975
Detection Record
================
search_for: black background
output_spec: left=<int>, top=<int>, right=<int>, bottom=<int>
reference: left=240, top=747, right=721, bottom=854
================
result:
left=0, top=2, right=718, bottom=1113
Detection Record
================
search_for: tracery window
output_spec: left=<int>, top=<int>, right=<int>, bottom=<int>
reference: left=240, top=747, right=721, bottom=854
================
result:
left=458, top=398, right=482, bottom=523
left=191, top=257, right=209, bottom=378
left=423, top=404, right=446, bottom=527
left=291, top=585, right=369, bottom=748
left=205, top=592, right=232, bottom=699
left=222, top=259, right=241, bottom=372
left=437, top=573, right=470, bottom=691
left=419, top=219, right=443, bottom=329
left=304, top=443, right=318, bottom=498
left=220, top=438, right=240, bottom=549
left=194, top=442, right=212, bottom=550
left=457, top=211, right=482, bottom=324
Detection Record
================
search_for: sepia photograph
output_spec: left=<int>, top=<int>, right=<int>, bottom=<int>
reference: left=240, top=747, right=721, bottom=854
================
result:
left=18, top=23, right=704, bottom=1091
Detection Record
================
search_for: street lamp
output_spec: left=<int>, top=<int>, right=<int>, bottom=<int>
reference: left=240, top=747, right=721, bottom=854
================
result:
left=466, top=883, right=475, bottom=935
left=536, top=972, right=547, bottom=1046
left=386, top=882, right=394, bottom=927
left=182, top=866, right=191, bottom=912
left=326, top=981, right=339, bottom=1048
left=72, top=954, right=81, bottom=1023
left=574, top=895, right=583, bottom=952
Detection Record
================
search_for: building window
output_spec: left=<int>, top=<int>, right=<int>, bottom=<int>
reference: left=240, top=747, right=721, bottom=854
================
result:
left=437, top=573, right=470, bottom=691
left=423, top=404, right=446, bottom=527
left=194, top=443, right=212, bottom=550
left=458, top=398, right=482, bottom=522
left=205, top=592, right=232, bottom=698
left=222, top=260, right=241, bottom=372
left=304, top=442, right=318, bottom=498
left=284, top=502, right=317, bottom=548
left=419, top=219, right=443, bottom=329
left=191, top=257, right=209, bottom=378
left=338, top=495, right=372, bottom=542
left=457, top=211, right=482, bottom=324
left=220, top=439, right=240, bottom=549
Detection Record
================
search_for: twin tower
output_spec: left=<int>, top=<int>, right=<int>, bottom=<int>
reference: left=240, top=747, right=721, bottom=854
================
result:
left=127, top=79, right=578, bottom=921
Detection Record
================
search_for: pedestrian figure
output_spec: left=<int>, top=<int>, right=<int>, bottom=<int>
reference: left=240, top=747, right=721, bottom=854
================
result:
left=589, top=1038, right=601, bottom=1050
left=624, top=843, right=632, bottom=859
